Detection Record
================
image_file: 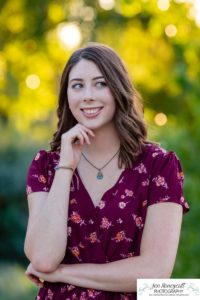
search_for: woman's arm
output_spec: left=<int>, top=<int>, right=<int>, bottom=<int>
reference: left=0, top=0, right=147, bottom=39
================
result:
left=26, top=202, right=183, bottom=292
left=24, top=169, right=73, bottom=273
left=24, top=125, right=95, bottom=274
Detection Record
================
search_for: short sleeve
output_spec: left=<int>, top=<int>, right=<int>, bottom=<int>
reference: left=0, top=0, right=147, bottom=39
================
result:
left=147, top=151, right=190, bottom=214
left=26, top=150, right=50, bottom=196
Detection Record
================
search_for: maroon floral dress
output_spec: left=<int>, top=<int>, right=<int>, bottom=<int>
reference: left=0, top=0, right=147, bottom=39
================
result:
left=26, top=143, right=190, bottom=300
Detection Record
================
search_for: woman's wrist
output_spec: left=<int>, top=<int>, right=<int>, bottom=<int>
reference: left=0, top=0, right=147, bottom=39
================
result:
left=54, top=165, right=74, bottom=172
left=57, top=264, right=69, bottom=283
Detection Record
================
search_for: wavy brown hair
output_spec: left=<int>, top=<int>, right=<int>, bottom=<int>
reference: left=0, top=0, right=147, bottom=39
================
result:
left=50, top=43, right=151, bottom=169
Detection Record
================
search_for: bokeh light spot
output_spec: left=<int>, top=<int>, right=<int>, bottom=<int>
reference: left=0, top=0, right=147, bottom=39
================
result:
left=154, top=113, right=168, bottom=126
left=189, top=0, right=200, bottom=27
left=157, top=0, right=170, bottom=11
left=81, top=6, right=95, bottom=21
left=26, top=74, right=40, bottom=90
left=57, top=23, right=82, bottom=49
left=98, top=0, right=115, bottom=11
left=165, top=24, right=177, bottom=37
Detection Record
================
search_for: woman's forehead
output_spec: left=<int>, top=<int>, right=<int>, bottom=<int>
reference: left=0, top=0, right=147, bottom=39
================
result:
left=69, top=59, right=103, bottom=80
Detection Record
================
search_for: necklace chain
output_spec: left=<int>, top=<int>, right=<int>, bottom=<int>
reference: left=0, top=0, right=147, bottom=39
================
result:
left=81, top=148, right=120, bottom=180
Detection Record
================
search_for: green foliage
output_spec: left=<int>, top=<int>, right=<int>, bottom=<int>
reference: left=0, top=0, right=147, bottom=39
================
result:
left=0, top=143, right=46, bottom=264
left=0, top=263, right=37, bottom=300
left=0, top=0, right=199, bottom=291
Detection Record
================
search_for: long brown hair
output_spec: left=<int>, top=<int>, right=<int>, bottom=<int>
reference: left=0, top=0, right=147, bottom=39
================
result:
left=50, top=43, right=150, bottom=169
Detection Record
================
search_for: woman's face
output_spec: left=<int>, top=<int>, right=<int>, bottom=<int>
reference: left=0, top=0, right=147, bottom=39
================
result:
left=67, top=59, right=116, bottom=131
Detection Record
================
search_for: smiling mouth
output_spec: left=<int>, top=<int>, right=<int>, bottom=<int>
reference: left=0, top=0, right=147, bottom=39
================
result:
left=80, top=107, right=103, bottom=117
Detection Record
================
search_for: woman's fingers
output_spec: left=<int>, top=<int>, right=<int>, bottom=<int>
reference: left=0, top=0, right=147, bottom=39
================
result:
left=62, top=124, right=95, bottom=146
left=25, top=264, right=44, bottom=288
left=77, top=125, right=95, bottom=145
left=73, top=128, right=94, bottom=146
left=78, top=124, right=95, bottom=138
left=73, top=132, right=84, bottom=146
left=79, top=129, right=91, bottom=145
left=26, top=273, right=43, bottom=287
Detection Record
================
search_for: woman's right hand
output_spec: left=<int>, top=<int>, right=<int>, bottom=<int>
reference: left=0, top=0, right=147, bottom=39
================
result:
left=59, top=124, right=95, bottom=170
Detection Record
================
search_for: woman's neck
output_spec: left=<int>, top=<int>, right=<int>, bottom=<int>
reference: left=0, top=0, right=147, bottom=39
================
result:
left=82, top=123, right=120, bottom=159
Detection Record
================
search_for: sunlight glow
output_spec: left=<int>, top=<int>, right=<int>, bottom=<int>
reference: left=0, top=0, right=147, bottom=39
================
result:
left=174, top=0, right=187, bottom=3
left=174, top=0, right=200, bottom=27
left=165, top=24, right=177, bottom=37
left=157, top=0, right=170, bottom=11
left=98, top=0, right=115, bottom=10
left=57, top=23, right=82, bottom=49
left=189, top=0, right=200, bottom=27
left=26, top=74, right=40, bottom=89
left=154, top=113, right=168, bottom=126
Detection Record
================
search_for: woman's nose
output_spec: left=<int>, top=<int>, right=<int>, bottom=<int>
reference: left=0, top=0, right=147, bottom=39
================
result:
left=83, top=87, right=94, bottom=101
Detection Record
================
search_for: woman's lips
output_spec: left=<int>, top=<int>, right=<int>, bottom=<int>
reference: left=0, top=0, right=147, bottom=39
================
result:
left=81, top=107, right=103, bottom=118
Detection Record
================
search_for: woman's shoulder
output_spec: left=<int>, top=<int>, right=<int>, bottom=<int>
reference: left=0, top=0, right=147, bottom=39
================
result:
left=28, top=149, right=60, bottom=173
left=26, top=149, right=60, bottom=195
left=33, top=148, right=60, bottom=162
left=142, top=141, right=176, bottom=157
left=143, top=141, right=165, bottom=153
left=140, top=141, right=181, bottom=169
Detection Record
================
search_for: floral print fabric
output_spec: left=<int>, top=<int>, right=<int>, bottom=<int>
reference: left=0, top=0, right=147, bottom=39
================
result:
left=26, top=143, right=190, bottom=300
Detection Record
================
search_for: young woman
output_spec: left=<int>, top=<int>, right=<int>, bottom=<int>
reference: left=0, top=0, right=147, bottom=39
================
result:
left=24, top=43, right=190, bottom=300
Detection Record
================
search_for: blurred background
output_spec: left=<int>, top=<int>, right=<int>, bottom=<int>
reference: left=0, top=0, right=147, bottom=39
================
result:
left=0, top=0, right=199, bottom=299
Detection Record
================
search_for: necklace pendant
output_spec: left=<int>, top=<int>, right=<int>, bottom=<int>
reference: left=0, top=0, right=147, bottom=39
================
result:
left=97, top=170, right=103, bottom=180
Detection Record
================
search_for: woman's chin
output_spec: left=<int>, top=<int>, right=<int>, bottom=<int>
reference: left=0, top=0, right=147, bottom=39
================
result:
left=78, top=120, right=101, bottom=131
left=78, top=117, right=114, bottom=132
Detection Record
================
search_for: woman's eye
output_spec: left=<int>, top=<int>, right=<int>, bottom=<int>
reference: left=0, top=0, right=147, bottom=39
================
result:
left=72, top=83, right=83, bottom=89
left=96, top=81, right=107, bottom=87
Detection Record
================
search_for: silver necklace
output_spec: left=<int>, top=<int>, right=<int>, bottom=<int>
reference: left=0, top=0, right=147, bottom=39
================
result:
left=81, top=148, right=120, bottom=180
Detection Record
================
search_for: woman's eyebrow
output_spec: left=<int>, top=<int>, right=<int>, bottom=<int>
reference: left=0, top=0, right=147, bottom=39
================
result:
left=93, top=76, right=104, bottom=80
left=69, top=76, right=104, bottom=83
